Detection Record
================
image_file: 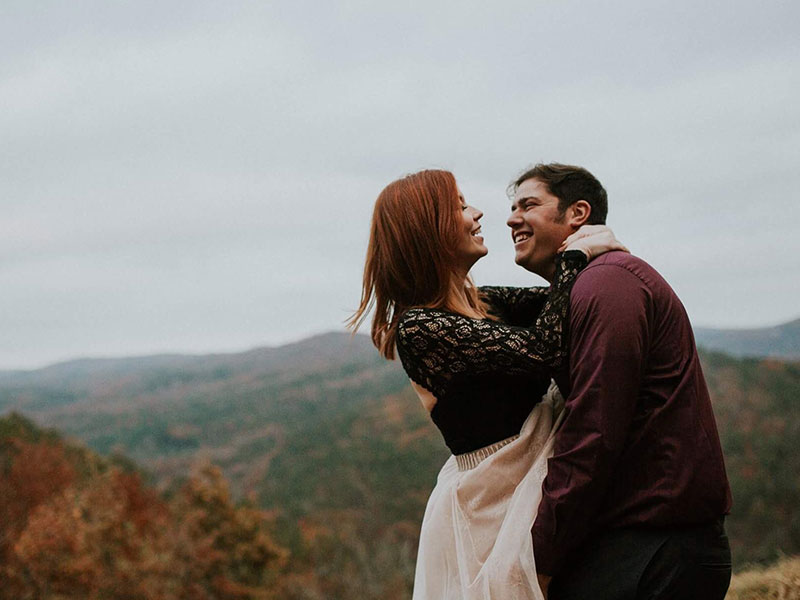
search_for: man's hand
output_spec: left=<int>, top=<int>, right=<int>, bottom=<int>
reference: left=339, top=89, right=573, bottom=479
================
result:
left=537, top=573, right=552, bottom=599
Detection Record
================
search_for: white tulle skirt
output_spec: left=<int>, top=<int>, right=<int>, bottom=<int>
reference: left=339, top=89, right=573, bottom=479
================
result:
left=412, top=383, right=565, bottom=600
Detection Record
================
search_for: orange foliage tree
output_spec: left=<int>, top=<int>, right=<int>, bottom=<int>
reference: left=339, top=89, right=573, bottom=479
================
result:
left=169, top=462, right=288, bottom=600
left=0, top=416, right=288, bottom=600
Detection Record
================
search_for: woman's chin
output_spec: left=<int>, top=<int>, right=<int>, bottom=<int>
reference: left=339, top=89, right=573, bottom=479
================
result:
left=473, top=246, right=489, bottom=263
left=459, top=255, right=486, bottom=275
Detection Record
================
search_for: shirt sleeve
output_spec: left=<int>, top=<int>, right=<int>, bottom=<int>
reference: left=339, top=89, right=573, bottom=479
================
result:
left=478, top=285, right=549, bottom=326
left=396, top=250, right=587, bottom=401
left=531, top=262, right=652, bottom=576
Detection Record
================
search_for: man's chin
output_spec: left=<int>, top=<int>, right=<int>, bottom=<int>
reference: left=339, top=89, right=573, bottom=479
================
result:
left=515, top=254, right=555, bottom=280
left=514, top=253, right=537, bottom=273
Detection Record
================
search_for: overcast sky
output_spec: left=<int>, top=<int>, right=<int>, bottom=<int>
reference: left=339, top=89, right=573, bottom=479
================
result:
left=2, top=0, right=798, bottom=369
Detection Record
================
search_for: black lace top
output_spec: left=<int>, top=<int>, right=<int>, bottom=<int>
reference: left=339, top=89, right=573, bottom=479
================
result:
left=395, top=250, right=588, bottom=454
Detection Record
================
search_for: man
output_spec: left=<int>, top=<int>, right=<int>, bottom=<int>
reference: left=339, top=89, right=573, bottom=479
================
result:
left=507, top=163, right=733, bottom=599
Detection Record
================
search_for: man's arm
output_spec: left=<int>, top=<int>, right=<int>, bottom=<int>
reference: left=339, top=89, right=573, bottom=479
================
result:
left=532, top=262, right=652, bottom=576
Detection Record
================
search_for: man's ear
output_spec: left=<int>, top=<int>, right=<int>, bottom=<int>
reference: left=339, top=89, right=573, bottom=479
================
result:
left=567, top=200, right=592, bottom=228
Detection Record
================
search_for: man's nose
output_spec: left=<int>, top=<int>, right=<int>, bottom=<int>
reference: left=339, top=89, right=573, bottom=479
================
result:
left=507, top=210, right=522, bottom=228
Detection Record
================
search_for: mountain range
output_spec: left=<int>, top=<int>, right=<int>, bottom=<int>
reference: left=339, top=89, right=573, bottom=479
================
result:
left=694, top=318, right=800, bottom=359
left=1, top=316, right=797, bottom=384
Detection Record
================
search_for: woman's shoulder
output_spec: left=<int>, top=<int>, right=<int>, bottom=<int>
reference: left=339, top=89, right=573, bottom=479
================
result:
left=396, top=307, right=486, bottom=356
left=397, top=306, right=482, bottom=336
left=398, top=306, right=457, bottom=325
left=397, top=307, right=449, bottom=341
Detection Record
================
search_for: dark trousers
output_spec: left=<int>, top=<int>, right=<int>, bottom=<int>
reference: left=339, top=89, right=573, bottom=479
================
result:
left=549, top=519, right=732, bottom=600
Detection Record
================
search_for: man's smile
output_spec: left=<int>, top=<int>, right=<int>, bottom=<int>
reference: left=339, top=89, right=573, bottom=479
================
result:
left=513, top=231, right=533, bottom=246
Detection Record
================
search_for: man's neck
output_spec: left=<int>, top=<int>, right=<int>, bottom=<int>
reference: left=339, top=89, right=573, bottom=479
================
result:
left=538, top=261, right=557, bottom=285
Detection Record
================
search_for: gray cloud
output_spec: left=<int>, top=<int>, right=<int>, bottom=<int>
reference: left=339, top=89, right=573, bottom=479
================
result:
left=1, top=0, right=799, bottom=368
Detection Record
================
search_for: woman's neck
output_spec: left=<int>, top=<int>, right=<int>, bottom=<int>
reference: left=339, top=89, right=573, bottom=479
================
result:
left=444, top=275, right=484, bottom=320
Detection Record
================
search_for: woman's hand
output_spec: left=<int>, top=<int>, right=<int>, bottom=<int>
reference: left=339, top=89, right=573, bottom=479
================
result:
left=559, top=224, right=629, bottom=260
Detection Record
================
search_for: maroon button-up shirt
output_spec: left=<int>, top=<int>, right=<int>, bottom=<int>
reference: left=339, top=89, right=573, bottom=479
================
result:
left=532, top=251, right=732, bottom=576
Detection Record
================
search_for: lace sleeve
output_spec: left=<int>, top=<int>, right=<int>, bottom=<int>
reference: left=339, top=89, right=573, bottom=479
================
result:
left=479, top=285, right=549, bottom=326
left=396, top=250, right=588, bottom=399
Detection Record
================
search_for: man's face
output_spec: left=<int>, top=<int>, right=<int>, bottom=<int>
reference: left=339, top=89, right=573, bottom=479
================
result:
left=507, top=178, right=573, bottom=281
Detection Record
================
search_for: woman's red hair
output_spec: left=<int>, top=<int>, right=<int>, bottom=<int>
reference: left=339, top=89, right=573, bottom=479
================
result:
left=348, top=169, right=489, bottom=359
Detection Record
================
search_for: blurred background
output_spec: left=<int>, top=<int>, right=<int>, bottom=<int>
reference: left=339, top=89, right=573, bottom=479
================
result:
left=1, top=1, right=798, bottom=598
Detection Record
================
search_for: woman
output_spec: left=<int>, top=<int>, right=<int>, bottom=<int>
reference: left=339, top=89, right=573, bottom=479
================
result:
left=348, top=169, right=625, bottom=599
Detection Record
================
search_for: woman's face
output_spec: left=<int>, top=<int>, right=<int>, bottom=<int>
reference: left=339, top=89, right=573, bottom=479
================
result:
left=455, top=191, right=488, bottom=272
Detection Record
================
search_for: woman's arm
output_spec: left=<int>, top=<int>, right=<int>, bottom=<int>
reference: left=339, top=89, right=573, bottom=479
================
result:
left=479, top=285, right=549, bottom=326
left=480, top=225, right=627, bottom=326
left=396, top=250, right=587, bottom=400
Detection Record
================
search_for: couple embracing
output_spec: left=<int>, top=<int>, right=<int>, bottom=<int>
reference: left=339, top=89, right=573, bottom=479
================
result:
left=349, top=163, right=732, bottom=600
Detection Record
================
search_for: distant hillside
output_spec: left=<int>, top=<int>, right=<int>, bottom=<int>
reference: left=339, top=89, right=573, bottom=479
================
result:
left=695, top=318, right=800, bottom=359
left=0, top=331, right=798, bottom=596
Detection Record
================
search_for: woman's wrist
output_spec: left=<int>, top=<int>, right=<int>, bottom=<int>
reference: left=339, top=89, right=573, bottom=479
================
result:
left=560, top=248, right=590, bottom=262
left=554, top=249, right=590, bottom=279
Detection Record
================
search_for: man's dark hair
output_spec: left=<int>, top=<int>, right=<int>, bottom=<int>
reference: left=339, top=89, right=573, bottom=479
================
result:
left=509, top=163, right=608, bottom=225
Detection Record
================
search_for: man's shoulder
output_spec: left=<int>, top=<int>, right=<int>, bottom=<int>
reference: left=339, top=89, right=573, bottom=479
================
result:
left=572, top=251, right=675, bottom=307
left=584, top=250, right=654, bottom=272
left=575, top=251, right=655, bottom=286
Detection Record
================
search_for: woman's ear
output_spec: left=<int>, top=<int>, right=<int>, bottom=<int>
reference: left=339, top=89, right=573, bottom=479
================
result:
left=567, top=200, right=592, bottom=228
